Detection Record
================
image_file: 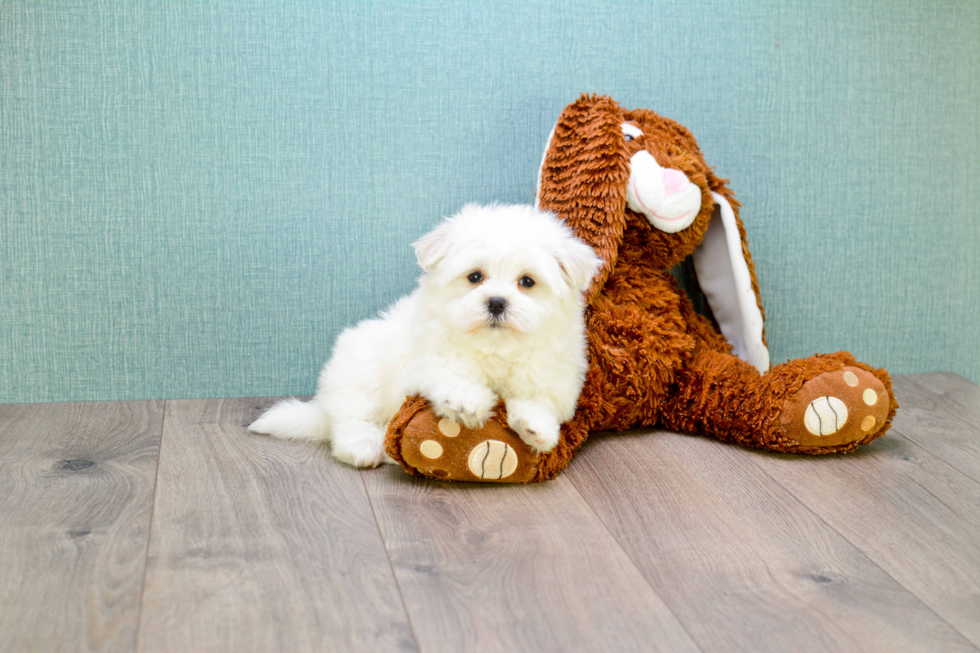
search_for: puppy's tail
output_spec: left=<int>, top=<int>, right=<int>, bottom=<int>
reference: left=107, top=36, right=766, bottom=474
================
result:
left=248, top=398, right=330, bottom=442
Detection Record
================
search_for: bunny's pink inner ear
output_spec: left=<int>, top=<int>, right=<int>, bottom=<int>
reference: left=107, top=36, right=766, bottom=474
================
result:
left=534, top=126, right=555, bottom=212
left=692, top=192, right=770, bottom=373
left=535, top=94, right=630, bottom=304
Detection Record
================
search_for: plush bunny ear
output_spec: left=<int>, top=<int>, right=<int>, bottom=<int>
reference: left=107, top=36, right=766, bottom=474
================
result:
left=692, top=192, right=770, bottom=373
left=535, top=94, right=630, bottom=304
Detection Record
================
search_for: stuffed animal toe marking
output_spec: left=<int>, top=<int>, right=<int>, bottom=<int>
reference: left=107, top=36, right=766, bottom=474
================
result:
left=780, top=366, right=889, bottom=448
left=396, top=407, right=538, bottom=483
left=467, top=440, right=519, bottom=480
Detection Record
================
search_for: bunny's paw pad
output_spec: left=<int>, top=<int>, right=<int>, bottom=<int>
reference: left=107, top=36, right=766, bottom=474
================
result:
left=780, top=366, right=889, bottom=448
left=398, top=408, right=537, bottom=483
left=466, top=440, right=520, bottom=480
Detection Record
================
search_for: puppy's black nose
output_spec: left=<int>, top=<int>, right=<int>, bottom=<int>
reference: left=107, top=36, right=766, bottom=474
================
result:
left=487, top=297, right=507, bottom=317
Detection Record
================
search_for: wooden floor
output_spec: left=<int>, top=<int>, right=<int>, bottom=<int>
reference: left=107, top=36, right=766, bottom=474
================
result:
left=1, top=373, right=979, bottom=652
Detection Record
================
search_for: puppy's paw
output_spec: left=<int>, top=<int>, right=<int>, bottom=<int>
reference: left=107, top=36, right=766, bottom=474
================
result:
left=505, top=399, right=561, bottom=454
left=429, top=385, right=497, bottom=430
left=332, top=440, right=387, bottom=468
left=330, top=424, right=387, bottom=469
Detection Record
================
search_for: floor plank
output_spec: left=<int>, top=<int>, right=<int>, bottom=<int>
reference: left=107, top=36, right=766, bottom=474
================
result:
left=891, top=374, right=980, bottom=482
left=4, top=374, right=977, bottom=652
left=565, top=430, right=976, bottom=653
left=744, top=422, right=980, bottom=648
left=0, top=401, right=164, bottom=652
left=901, top=372, right=980, bottom=398
left=362, top=466, right=698, bottom=653
left=136, top=398, right=416, bottom=653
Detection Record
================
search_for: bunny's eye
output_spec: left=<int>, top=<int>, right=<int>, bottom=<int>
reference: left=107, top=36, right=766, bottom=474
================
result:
left=622, top=123, right=643, bottom=142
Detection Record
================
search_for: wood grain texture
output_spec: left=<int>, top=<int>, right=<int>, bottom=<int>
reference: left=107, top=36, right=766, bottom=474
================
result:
left=0, top=401, right=164, bottom=652
left=565, top=430, right=976, bottom=653
left=136, top=398, right=416, bottom=653
left=891, top=373, right=980, bottom=482
left=362, top=467, right=698, bottom=653
left=743, top=389, right=980, bottom=648
left=3, top=375, right=979, bottom=652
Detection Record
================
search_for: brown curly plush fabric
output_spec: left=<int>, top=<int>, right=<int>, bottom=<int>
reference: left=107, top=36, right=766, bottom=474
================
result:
left=386, top=94, right=898, bottom=483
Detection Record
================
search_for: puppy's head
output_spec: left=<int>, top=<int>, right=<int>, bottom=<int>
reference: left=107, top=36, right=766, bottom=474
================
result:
left=413, top=204, right=602, bottom=340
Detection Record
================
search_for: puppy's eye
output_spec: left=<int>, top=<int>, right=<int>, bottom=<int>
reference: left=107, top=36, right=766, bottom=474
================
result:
left=467, top=271, right=483, bottom=283
left=624, top=134, right=633, bottom=142
left=519, top=276, right=535, bottom=289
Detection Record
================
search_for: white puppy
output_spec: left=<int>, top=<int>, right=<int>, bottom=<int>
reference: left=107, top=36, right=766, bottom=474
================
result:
left=249, top=204, right=602, bottom=468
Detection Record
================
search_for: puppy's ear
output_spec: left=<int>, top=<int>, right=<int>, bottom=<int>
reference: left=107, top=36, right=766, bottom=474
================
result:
left=555, top=237, right=604, bottom=294
left=412, top=222, right=453, bottom=272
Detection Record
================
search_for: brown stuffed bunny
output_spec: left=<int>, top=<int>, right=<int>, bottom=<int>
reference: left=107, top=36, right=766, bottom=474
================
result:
left=386, top=94, right=898, bottom=483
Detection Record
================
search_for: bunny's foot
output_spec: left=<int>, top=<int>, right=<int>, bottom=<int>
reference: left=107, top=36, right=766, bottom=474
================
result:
left=385, top=396, right=540, bottom=483
left=660, top=350, right=897, bottom=453
left=779, top=366, right=891, bottom=450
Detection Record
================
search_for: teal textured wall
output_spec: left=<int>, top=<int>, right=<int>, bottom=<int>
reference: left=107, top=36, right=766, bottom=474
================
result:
left=1, top=0, right=978, bottom=403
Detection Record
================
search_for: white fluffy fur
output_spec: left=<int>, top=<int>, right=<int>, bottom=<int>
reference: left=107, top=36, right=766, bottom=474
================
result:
left=249, top=204, right=602, bottom=468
